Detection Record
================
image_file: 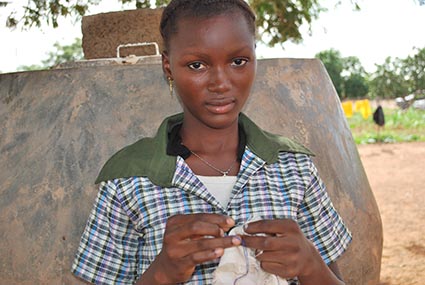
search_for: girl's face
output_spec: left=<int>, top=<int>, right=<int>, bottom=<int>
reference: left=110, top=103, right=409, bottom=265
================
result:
left=162, top=12, right=257, bottom=130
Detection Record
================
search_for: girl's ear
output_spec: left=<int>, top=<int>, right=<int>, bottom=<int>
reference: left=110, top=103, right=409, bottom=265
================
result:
left=162, top=51, right=172, bottom=79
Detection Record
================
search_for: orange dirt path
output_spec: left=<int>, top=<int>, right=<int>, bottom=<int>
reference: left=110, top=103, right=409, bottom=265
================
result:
left=357, top=142, right=425, bottom=285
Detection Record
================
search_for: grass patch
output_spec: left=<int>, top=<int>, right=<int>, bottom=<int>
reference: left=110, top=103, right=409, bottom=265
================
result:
left=347, top=108, right=425, bottom=144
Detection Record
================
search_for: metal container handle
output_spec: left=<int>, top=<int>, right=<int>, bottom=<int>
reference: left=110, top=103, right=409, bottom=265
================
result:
left=116, top=42, right=160, bottom=58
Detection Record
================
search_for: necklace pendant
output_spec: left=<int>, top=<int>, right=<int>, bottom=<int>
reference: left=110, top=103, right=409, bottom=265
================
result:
left=188, top=149, right=235, bottom=177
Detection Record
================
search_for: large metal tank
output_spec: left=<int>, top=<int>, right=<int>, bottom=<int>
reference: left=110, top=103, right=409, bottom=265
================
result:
left=0, top=57, right=382, bottom=284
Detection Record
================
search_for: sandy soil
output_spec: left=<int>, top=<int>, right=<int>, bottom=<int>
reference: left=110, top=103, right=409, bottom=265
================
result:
left=357, top=142, right=425, bottom=285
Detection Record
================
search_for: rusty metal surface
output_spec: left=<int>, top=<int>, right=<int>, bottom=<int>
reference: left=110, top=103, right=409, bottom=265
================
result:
left=0, top=58, right=382, bottom=285
left=82, top=9, right=164, bottom=59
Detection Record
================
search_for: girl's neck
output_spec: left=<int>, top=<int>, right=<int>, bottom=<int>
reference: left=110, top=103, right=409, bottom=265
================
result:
left=180, top=119, right=239, bottom=155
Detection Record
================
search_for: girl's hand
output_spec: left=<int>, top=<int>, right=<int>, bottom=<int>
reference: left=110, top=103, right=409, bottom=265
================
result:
left=242, top=219, right=344, bottom=285
left=141, top=213, right=241, bottom=284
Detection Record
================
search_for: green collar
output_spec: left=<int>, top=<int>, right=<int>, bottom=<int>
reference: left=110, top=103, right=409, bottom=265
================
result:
left=95, top=113, right=313, bottom=186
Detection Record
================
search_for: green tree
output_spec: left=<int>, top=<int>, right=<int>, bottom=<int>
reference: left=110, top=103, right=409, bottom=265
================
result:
left=369, top=57, right=409, bottom=99
left=315, top=49, right=344, bottom=97
left=19, top=38, right=83, bottom=71
left=250, top=0, right=324, bottom=45
left=316, top=50, right=369, bottom=99
left=401, top=47, right=425, bottom=93
left=344, top=73, right=369, bottom=99
left=342, top=56, right=368, bottom=98
left=343, top=56, right=367, bottom=77
left=4, top=0, right=359, bottom=46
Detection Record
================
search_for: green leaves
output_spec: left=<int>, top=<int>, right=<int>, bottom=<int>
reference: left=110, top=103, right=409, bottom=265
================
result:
left=6, top=0, right=97, bottom=29
left=3, top=0, right=355, bottom=46
left=316, top=47, right=425, bottom=99
left=18, top=38, right=83, bottom=71
left=316, top=49, right=368, bottom=99
left=250, top=0, right=323, bottom=45
left=369, top=47, right=425, bottom=99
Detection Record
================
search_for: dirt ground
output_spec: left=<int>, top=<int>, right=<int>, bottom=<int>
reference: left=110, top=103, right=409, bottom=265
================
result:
left=357, top=142, right=425, bottom=285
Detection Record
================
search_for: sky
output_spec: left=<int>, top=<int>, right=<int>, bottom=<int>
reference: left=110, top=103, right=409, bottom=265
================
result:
left=0, top=0, right=425, bottom=74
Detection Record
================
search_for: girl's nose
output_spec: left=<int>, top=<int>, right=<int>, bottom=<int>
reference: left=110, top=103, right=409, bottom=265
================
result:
left=208, top=66, right=231, bottom=94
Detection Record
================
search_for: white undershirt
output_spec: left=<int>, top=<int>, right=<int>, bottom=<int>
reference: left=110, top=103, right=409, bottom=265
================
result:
left=197, top=175, right=237, bottom=207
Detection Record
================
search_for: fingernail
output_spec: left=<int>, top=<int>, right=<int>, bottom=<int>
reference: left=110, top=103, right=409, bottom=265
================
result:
left=255, top=249, right=264, bottom=257
left=220, top=228, right=225, bottom=237
left=231, top=235, right=242, bottom=245
left=214, top=248, right=224, bottom=256
left=226, top=218, right=235, bottom=226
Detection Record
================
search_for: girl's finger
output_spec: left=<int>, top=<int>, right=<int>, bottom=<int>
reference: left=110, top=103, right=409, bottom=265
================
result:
left=167, top=213, right=235, bottom=230
left=260, top=261, right=296, bottom=278
left=242, top=235, right=292, bottom=251
left=243, top=219, right=299, bottom=235
left=164, top=235, right=241, bottom=261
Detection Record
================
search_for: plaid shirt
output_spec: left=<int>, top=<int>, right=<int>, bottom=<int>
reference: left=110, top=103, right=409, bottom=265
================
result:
left=72, top=113, right=351, bottom=284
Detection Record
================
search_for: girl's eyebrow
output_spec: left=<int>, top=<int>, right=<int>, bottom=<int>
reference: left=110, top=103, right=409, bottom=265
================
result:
left=179, top=45, right=254, bottom=58
left=227, top=44, right=255, bottom=53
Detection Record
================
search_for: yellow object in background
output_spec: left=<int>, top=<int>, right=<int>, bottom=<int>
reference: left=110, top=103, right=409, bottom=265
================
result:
left=342, top=101, right=353, bottom=118
left=358, top=99, right=372, bottom=119
left=354, top=100, right=363, bottom=113
left=343, top=99, right=372, bottom=119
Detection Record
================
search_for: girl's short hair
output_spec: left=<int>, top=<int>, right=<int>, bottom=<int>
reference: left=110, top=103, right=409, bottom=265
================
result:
left=160, top=0, right=256, bottom=51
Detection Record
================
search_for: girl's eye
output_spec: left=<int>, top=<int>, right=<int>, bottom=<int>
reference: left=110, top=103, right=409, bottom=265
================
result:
left=188, top=62, right=205, bottom=70
left=231, top=58, right=248, bottom=67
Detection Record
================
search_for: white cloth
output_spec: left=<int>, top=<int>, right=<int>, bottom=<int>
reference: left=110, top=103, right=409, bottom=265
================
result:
left=212, top=222, right=289, bottom=285
left=197, top=175, right=237, bottom=207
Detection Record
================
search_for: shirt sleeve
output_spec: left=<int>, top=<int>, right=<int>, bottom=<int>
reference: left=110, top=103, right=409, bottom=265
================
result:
left=296, top=158, right=352, bottom=264
left=72, top=180, right=141, bottom=284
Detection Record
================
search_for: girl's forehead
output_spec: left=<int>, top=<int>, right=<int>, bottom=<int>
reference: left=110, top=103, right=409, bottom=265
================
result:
left=172, top=12, right=253, bottom=39
left=166, top=15, right=256, bottom=57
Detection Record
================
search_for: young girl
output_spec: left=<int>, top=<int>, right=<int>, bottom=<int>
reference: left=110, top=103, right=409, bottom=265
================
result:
left=72, top=0, right=352, bottom=284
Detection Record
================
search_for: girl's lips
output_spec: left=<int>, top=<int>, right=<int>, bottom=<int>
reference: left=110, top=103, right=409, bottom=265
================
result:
left=205, top=98, right=235, bottom=114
